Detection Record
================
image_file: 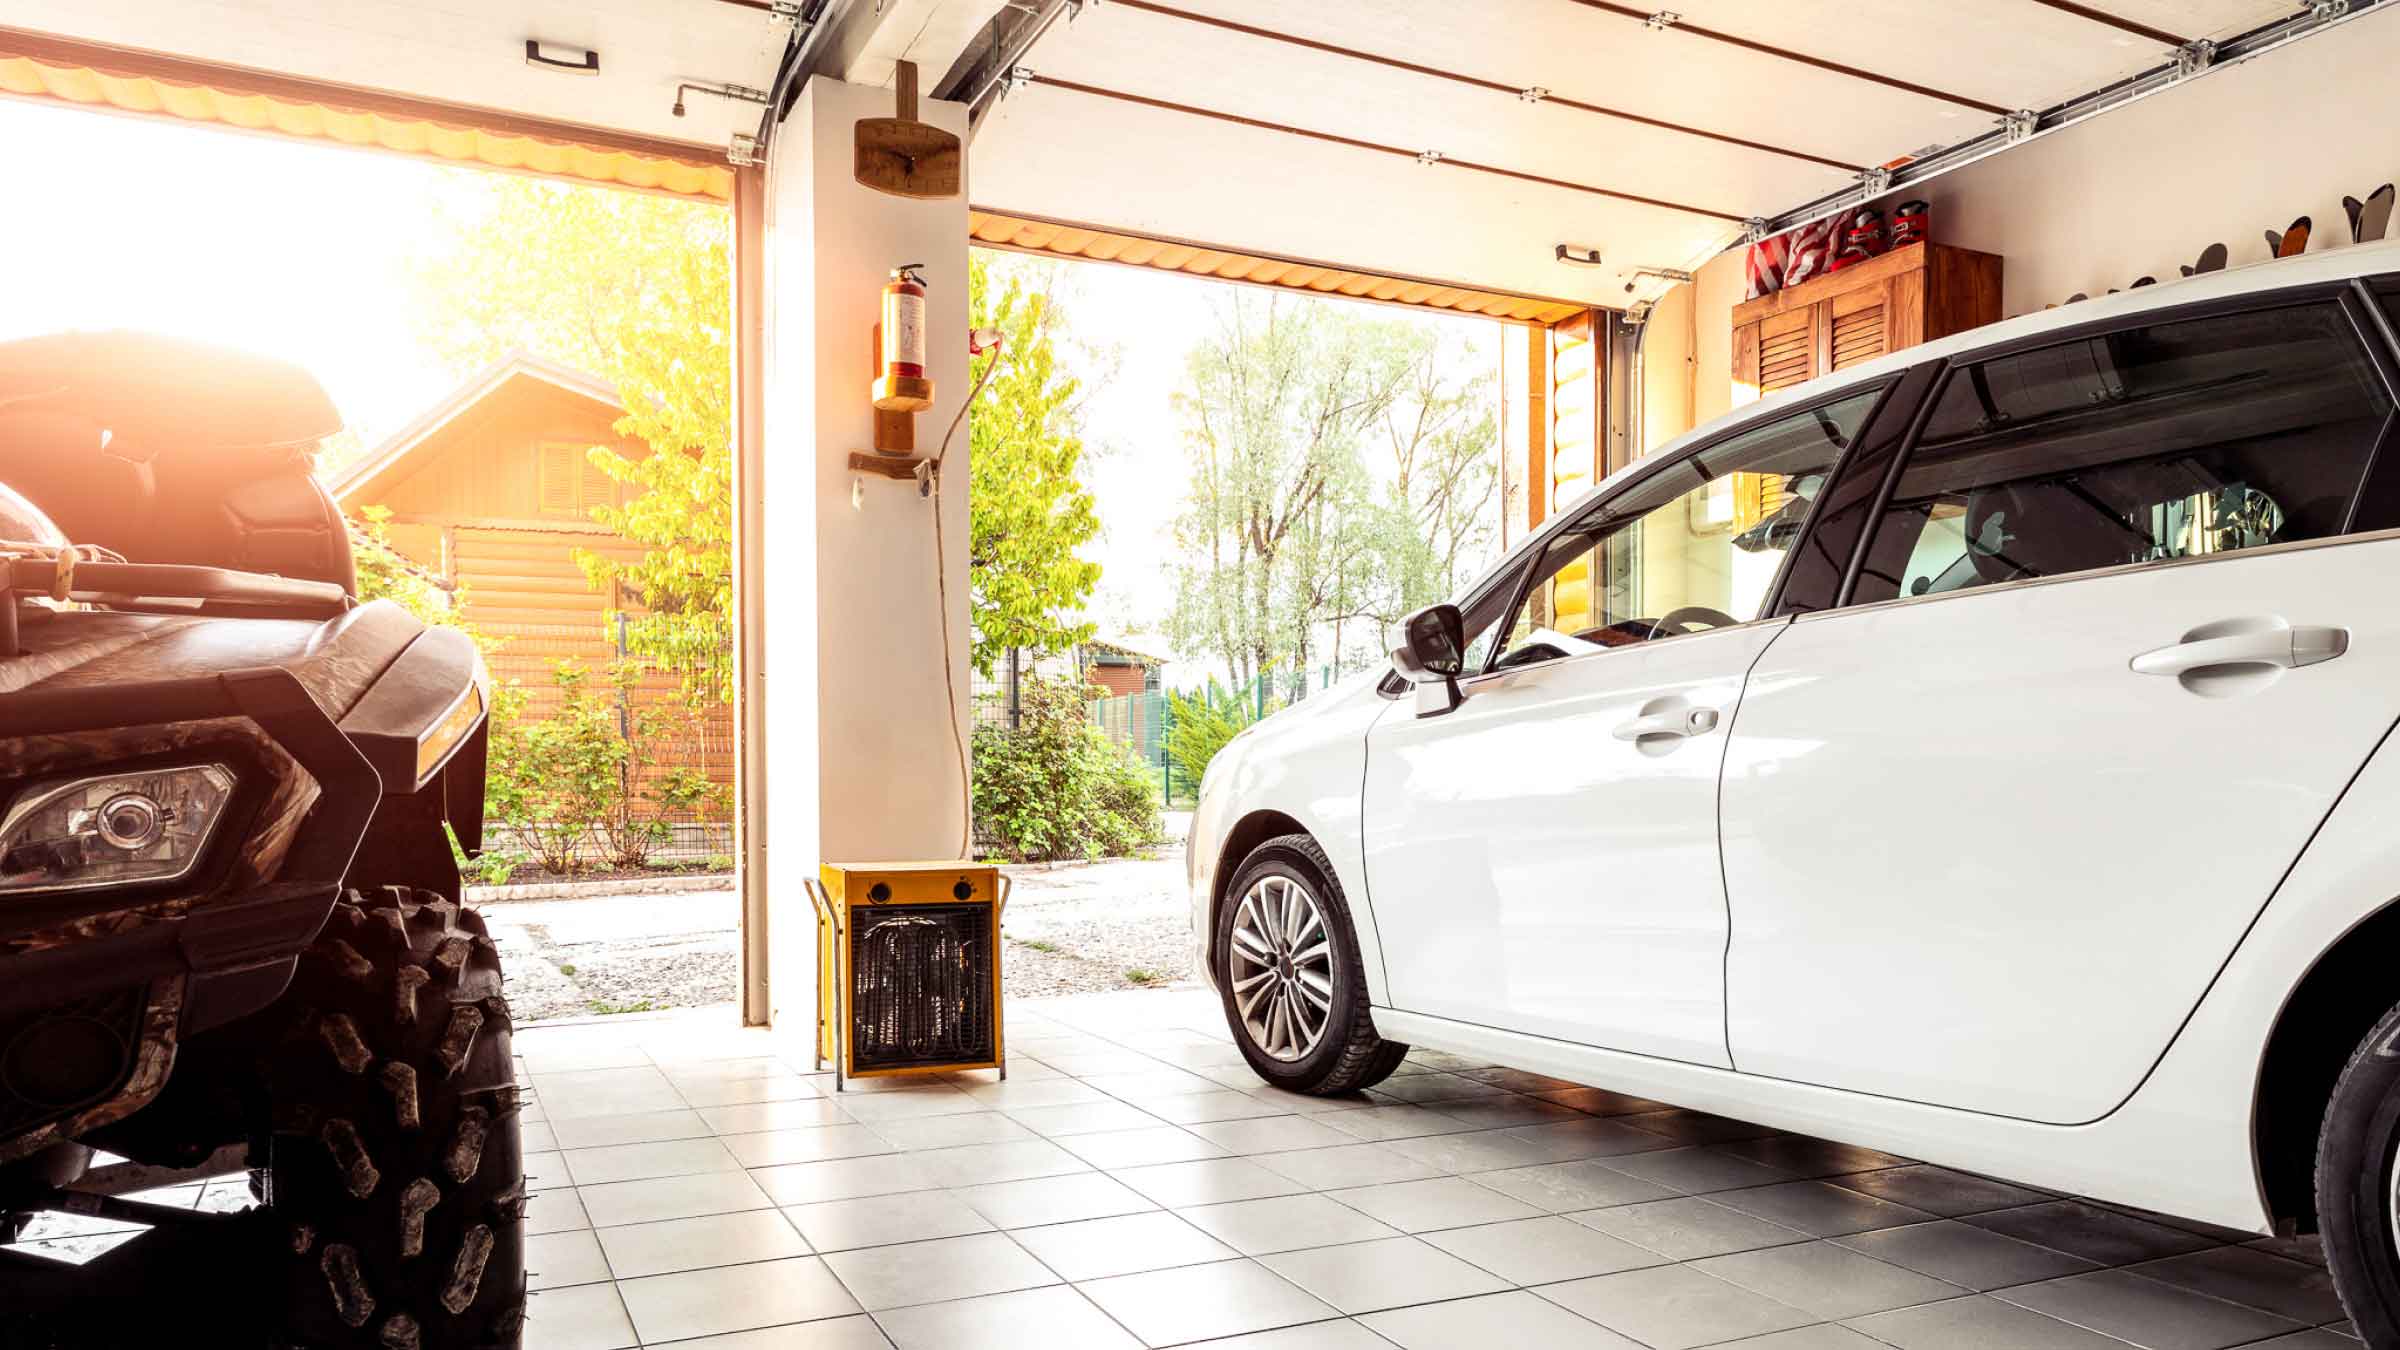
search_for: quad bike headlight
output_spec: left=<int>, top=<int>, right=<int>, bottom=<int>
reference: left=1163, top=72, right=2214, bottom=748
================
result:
left=0, top=764, right=237, bottom=896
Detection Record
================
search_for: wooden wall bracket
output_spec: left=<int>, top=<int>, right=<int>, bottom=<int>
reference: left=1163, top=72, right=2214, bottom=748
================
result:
left=848, top=452, right=929, bottom=481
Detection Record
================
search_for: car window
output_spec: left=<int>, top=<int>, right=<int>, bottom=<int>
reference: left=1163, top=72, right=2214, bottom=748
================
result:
left=1486, top=390, right=1879, bottom=671
left=1850, top=302, right=2393, bottom=606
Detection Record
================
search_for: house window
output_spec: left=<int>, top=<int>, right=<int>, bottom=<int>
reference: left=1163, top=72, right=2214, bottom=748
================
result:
left=537, top=442, right=615, bottom=519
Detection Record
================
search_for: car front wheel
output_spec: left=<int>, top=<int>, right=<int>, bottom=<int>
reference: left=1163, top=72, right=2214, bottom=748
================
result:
left=1215, top=833, right=1407, bottom=1095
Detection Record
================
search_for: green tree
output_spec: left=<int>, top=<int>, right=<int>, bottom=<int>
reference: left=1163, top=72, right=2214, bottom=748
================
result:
left=1166, top=294, right=1418, bottom=685
left=1371, top=329, right=1501, bottom=653
left=409, top=175, right=734, bottom=700
left=966, top=251, right=1102, bottom=674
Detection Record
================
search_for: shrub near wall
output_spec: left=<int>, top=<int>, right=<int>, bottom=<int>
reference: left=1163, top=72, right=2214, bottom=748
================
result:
left=973, top=674, right=1163, bottom=862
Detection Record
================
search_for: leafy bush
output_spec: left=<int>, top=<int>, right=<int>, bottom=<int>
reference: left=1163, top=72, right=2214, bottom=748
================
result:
left=448, top=826, right=528, bottom=887
left=491, top=661, right=624, bottom=873
left=1165, top=683, right=1261, bottom=789
left=485, top=659, right=727, bottom=873
left=1088, top=741, right=1164, bottom=858
left=972, top=675, right=1162, bottom=862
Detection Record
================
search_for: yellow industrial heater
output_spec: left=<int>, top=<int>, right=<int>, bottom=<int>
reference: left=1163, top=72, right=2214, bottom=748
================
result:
left=803, top=861, right=1009, bottom=1090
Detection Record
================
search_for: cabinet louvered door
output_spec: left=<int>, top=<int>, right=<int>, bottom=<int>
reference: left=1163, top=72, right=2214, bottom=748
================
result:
left=1757, top=307, right=1816, bottom=394
left=1728, top=243, right=1995, bottom=415
left=1829, top=281, right=1894, bottom=372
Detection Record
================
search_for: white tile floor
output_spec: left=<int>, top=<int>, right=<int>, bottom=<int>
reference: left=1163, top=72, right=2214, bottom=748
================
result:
left=487, top=990, right=2355, bottom=1349
left=10, top=989, right=2353, bottom=1349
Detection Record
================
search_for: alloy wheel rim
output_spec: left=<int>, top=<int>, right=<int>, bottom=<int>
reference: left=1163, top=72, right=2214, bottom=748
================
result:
left=1229, top=874, right=1335, bottom=1062
left=2389, top=1144, right=2400, bottom=1260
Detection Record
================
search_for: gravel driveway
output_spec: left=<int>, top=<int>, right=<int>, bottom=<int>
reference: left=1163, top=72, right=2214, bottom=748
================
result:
left=484, top=851, right=1197, bottom=1022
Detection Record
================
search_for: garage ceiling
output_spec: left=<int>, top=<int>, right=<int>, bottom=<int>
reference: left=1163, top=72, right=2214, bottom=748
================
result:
left=0, top=1, right=2375, bottom=313
left=966, top=0, right=2356, bottom=307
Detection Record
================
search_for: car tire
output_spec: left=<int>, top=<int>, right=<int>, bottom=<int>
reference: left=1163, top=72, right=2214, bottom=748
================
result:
left=2318, top=998, right=2400, bottom=1346
left=1216, top=833, right=1408, bottom=1095
left=266, top=886, right=525, bottom=1350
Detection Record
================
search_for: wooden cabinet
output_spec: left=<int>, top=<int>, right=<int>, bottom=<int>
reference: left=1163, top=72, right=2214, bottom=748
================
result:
left=1730, top=243, right=2002, bottom=404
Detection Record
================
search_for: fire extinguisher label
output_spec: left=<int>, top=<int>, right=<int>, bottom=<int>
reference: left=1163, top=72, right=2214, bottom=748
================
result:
left=886, top=291, right=926, bottom=379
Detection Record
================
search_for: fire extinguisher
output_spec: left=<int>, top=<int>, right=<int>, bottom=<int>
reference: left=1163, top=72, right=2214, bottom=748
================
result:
left=874, top=264, right=934, bottom=412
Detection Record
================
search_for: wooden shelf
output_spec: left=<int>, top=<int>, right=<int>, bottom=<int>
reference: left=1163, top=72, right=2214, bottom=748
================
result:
left=1731, top=242, right=2002, bottom=405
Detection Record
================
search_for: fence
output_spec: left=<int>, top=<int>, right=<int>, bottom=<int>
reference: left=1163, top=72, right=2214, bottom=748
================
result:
left=1089, top=688, right=1179, bottom=802
left=486, top=806, right=733, bottom=871
left=1085, top=664, right=1352, bottom=806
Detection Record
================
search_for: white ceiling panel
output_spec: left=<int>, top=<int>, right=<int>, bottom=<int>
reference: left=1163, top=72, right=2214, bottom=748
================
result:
left=1657, top=0, right=2310, bottom=112
left=972, top=78, right=1743, bottom=305
left=1025, top=4, right=1853, bottom=221
left=1155, top=0, right=1976, bottom=175
left=971, top=0, right=2370, bottom=310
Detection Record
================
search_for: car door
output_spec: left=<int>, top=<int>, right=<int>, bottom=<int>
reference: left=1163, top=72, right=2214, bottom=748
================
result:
left=1721, top=292, right=2400, bottom=1123
left=1362, top=389, right=1885, bottom=1066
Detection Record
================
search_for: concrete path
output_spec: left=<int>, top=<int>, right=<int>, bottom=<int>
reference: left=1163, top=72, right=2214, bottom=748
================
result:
left=482, top=852, right=1196, bottom=1021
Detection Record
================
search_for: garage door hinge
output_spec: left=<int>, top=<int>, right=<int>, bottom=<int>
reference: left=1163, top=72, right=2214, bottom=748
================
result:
left=1000, top=65, right=1037, bottom=98
left=1065, top=0, right=1101, bottom=19
left=1858, top=165, right=1893, bottom=196
left=1416, top=149, right=1445, bottom=166
left=728, top=132, right=762, bottom=167
left=2175, top=38, right=2217, bottom=78
left=1518, top=86, right=1550, bottom=103
left=767, top=1, right=810, bottom=29
left=1644, top=10, right=1683, bottom=31
left=2311, top=0, right=2352, bottom=21
left=2002, top=109, right=2039, bottom=143
left=1741, top=217, right=1772, bottom=243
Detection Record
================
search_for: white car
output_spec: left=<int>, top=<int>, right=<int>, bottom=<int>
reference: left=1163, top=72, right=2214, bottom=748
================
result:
left=1189, top=238, right=2400, bottom=1336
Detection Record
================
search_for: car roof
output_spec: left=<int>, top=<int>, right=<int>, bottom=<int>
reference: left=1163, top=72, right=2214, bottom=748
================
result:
left=1476, top=236, right=2400, bottom=586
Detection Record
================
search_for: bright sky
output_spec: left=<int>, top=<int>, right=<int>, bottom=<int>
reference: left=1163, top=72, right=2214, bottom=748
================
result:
left=0, top=101, right=469, bottom=448
left=0, top=99, right=1503, bottom=682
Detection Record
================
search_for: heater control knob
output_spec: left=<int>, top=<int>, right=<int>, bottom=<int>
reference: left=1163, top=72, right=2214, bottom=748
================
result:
left=868, top=882, right=892, bottom=903
left=953, top=880, right=974, bottom=900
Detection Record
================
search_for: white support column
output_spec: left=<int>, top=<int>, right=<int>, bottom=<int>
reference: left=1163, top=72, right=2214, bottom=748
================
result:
left=759, top=79, right=973, bottom=1031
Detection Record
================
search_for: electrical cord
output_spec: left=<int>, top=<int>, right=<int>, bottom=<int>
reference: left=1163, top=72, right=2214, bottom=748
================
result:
left=924, top=332, right=1005, bottom=859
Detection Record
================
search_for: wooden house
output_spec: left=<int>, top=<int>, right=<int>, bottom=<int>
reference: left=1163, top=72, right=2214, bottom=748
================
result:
left=326, top=353, right=732, bottom=817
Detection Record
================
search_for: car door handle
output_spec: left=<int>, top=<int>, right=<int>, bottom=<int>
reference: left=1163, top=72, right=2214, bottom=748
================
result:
left=1612, top=706, right=1720, bottom=741
left=2130, top=625, right=2348, bottom=677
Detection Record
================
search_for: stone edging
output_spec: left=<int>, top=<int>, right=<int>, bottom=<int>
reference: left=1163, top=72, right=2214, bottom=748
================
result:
left=465, top=873, right=733, bottom=903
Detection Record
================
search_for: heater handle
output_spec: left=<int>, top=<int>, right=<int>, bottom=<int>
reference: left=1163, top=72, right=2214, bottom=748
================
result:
left=801, top=878, right=840, bottom=937
left=996, top=873, right=1013, bottom=915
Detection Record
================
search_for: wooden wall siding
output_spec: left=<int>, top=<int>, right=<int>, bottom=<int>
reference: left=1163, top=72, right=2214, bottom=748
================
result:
left=1088, top=664, right=1151, bottom=698
left=372, top=382, right=638, bottom=526
left=350, top=378, right=733, bottom=805
left=1534, top=309, right=1604, bottom=526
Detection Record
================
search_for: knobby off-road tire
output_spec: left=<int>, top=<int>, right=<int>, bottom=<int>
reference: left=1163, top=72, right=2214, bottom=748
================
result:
left=268, top=886, right=524, bottom=1350
left=1217, top=833, right=1409, bottom=1096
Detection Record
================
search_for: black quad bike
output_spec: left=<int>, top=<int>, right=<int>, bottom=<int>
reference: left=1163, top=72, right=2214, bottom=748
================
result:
left=0, top=334, right=522, bottom=1349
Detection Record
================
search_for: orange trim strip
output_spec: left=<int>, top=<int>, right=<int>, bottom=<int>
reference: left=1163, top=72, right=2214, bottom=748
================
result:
left=0, top=25, right=732, bottom=201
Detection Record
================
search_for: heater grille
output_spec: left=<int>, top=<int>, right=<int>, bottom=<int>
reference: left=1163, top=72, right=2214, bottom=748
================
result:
left=848, top=903, right=995, bottom=1071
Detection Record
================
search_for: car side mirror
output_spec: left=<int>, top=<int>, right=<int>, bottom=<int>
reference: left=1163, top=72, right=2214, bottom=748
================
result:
left=1391, top=603, right=1467, bottom=717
